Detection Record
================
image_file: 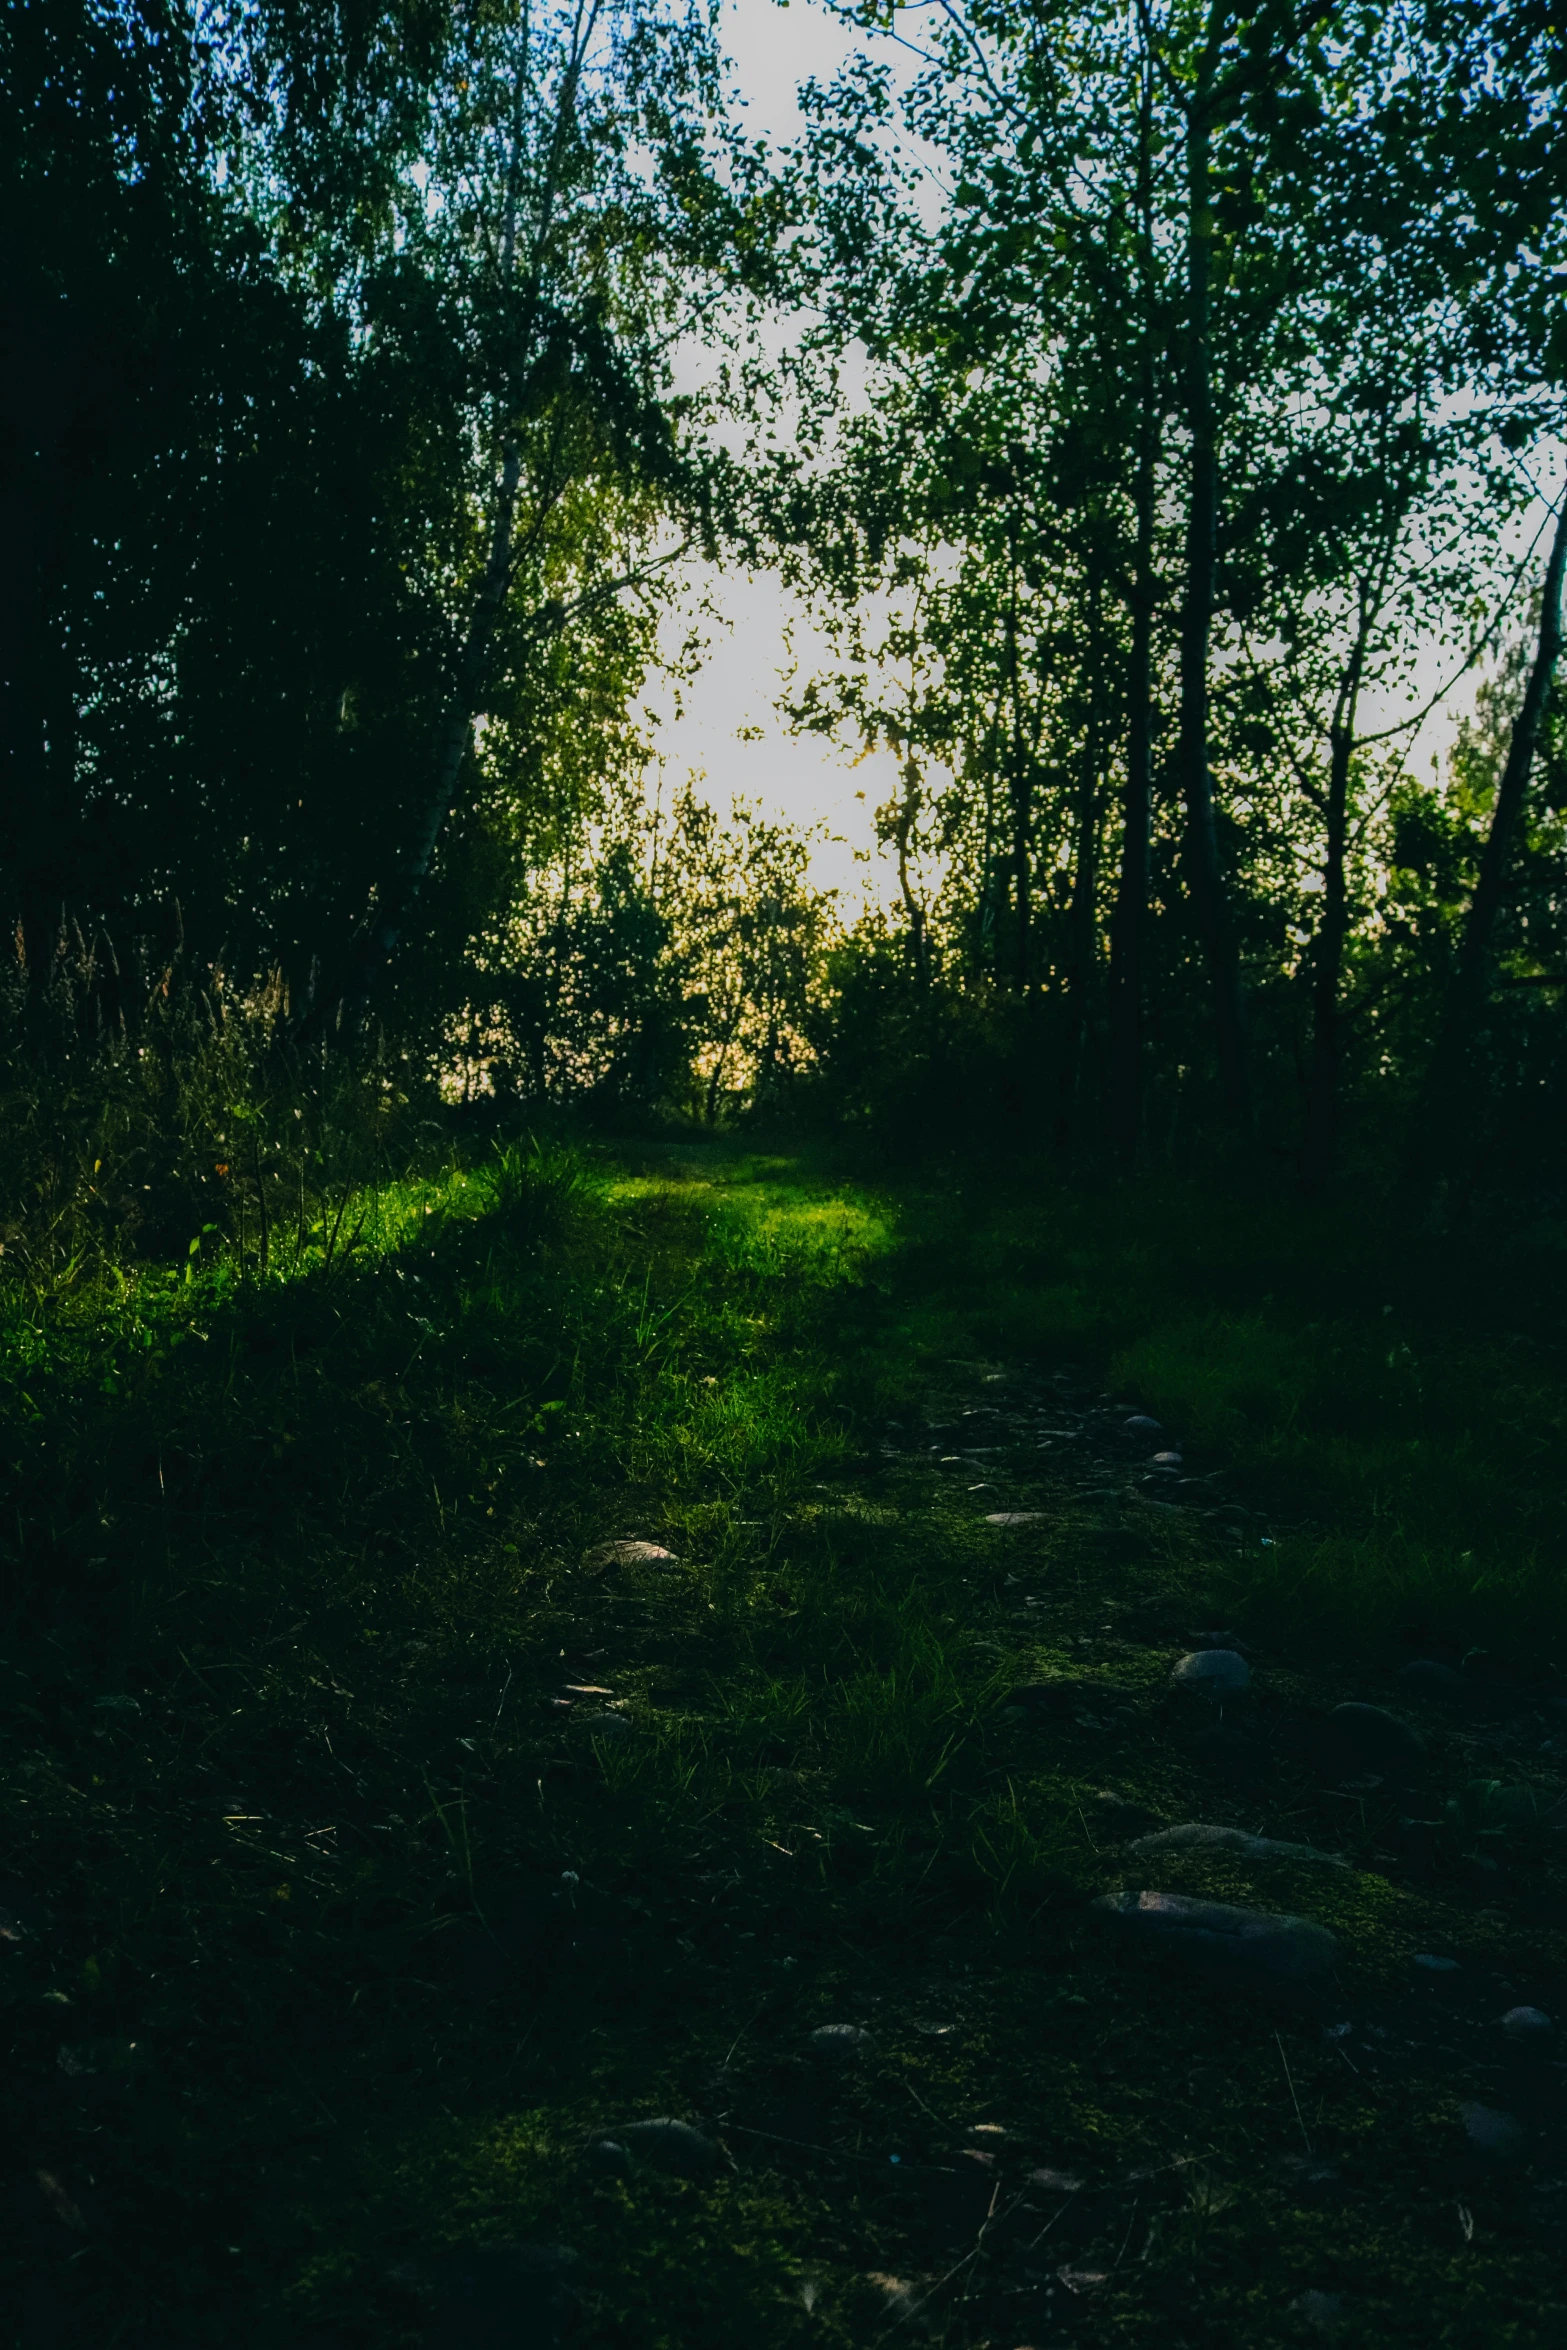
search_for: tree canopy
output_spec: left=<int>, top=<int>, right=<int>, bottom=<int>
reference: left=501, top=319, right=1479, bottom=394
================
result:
left=4, top=0, right=1566, bottom=1200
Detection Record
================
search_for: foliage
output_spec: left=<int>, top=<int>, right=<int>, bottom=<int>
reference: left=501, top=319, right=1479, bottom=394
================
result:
left=1, top=0, right=759, bottom=1045
left=758, top=0, right=1566, bottom=1171
left=8, top=1, right=1567, bottom=1183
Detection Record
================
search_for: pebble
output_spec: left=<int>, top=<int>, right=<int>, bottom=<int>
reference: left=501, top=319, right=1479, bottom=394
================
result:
left=582, top=1711, right=632, bottom=1742
left=983, top=1511, right=1047, bottom=1527
left=1502, top=2005, right=1554, bottom=2038
left=1323, top=1702, right=1426, bottom=1774
left=1056, top=2265, right=1110, bottom=2293
left=1170, top=1649, right=1251, bottom=1695
left=1150, top=1450, right=1183, bottom=1467
left=1293, top=2291, right=1345, bottom=2335
left=808, top=2024, right=873, bottom=2057
left=1273, top=2154, right=1342, bottom=2196
left=1129, top=1823, right=1348, bottom=1869
left=583, top=1539, right=679, bottom=1571
left=1124, top=1415, right=1161, bottom=1431
left=1414, top=1953, right=1460, bottom=1972
left=1461, top=2102, right=1525, bottom=2159
left=1398, top=1659, right=1466, bottom=1702
left=1093, top=1890, right=1339, bottom=1984
left=617, top=2118, right=719, bottom=2173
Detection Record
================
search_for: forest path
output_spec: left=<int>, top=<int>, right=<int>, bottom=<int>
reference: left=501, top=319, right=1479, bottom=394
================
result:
left=2, top=1143, right=1565, bottom=2349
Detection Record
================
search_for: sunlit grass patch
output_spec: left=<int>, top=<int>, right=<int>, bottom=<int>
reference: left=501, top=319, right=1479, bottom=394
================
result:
left=610, top=1157, right=895, bottom=1289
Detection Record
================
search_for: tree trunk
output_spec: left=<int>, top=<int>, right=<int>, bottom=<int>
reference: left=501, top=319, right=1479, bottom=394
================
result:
left=297, top=47, right=564, bottom=1042
left=330, top=435, right=524, bottom=1023
left=1012, top=770, right=1032, bottom=994
left=1110, top=561, right=1154, bottom=1156
left=1109, top=63, right=1158, bottom=1157
left=1177, top=42, right=1249, bottom=1122
left=1410, top=496, right=1567, bottom=1168
left=1002, top=562, right=1032, bottom=992
left=1299, top=675, right=1359, bottom=1192
left=1059, top=694, right=1100, bottom=1146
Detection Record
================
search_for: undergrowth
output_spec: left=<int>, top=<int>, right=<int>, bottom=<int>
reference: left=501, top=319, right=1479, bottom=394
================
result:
left=1, top=1136, right=1564, bottom=2348
left=878, top=1160, right=1567, bottom=1662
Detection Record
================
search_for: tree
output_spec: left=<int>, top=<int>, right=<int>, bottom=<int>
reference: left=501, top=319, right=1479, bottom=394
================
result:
left=282, top=0, right=744, bottom=1031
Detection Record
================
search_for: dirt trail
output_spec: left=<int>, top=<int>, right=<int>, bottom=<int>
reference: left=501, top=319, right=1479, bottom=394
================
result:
left=5, top=1176, right=1566, bottom=2349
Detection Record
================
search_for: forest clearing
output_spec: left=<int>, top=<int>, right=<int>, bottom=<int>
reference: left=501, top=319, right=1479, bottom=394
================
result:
left=7, top=0, right=1567, bottom=2341
left=3, top=1139, right=1566, bottom=2346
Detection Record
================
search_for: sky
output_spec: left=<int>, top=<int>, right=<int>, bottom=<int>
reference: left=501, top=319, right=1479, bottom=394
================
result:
left=643, top=0, right=911, bottom=908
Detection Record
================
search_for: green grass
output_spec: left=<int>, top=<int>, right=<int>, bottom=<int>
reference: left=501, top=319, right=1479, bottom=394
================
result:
left=874, top=1161, right=1567, bottom=1663
left=1, top=1136, right=1564, bottom=2348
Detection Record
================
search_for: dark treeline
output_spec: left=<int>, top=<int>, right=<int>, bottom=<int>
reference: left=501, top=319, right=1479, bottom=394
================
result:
left=4, top=0, right=1567, bottom=1250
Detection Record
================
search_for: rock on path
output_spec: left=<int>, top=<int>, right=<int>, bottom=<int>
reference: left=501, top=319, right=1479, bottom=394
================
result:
left=1171, top=1650, right=1251, bottom=1696
left=1461, top=2103, right=1526, bottom=2159
left=1094, top=1891, right=1340, bottom=1986
left=1129, top=1823, right=1348, bottom=1869
left=615, top=2118, right=719, bottom=2174
left=583, top=1539, right=679, bottom=1571
left=808, top=2024, right=874, bottom=2058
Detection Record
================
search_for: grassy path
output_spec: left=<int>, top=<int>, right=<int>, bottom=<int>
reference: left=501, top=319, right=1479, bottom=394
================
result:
left=2, top=1143, right=1565, bottom=2348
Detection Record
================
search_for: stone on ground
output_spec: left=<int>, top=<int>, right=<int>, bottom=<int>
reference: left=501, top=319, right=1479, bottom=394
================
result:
left=1093, top=1890, right=1339, bottom=1984
left=1129, top=1823, right=1347, bottom=1868
left=808, top=2024, right=873, bottom=2057
left=583, top=1538, right=678, bottom=1570
left=1170, top=1649, right=1251, bottom=1696
left=1293, top=2290, right=1345, bottom=2334
left=1461, top=2103, right=1525, bottom=2158
left=617, top=2117, right=719, bottom=2173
